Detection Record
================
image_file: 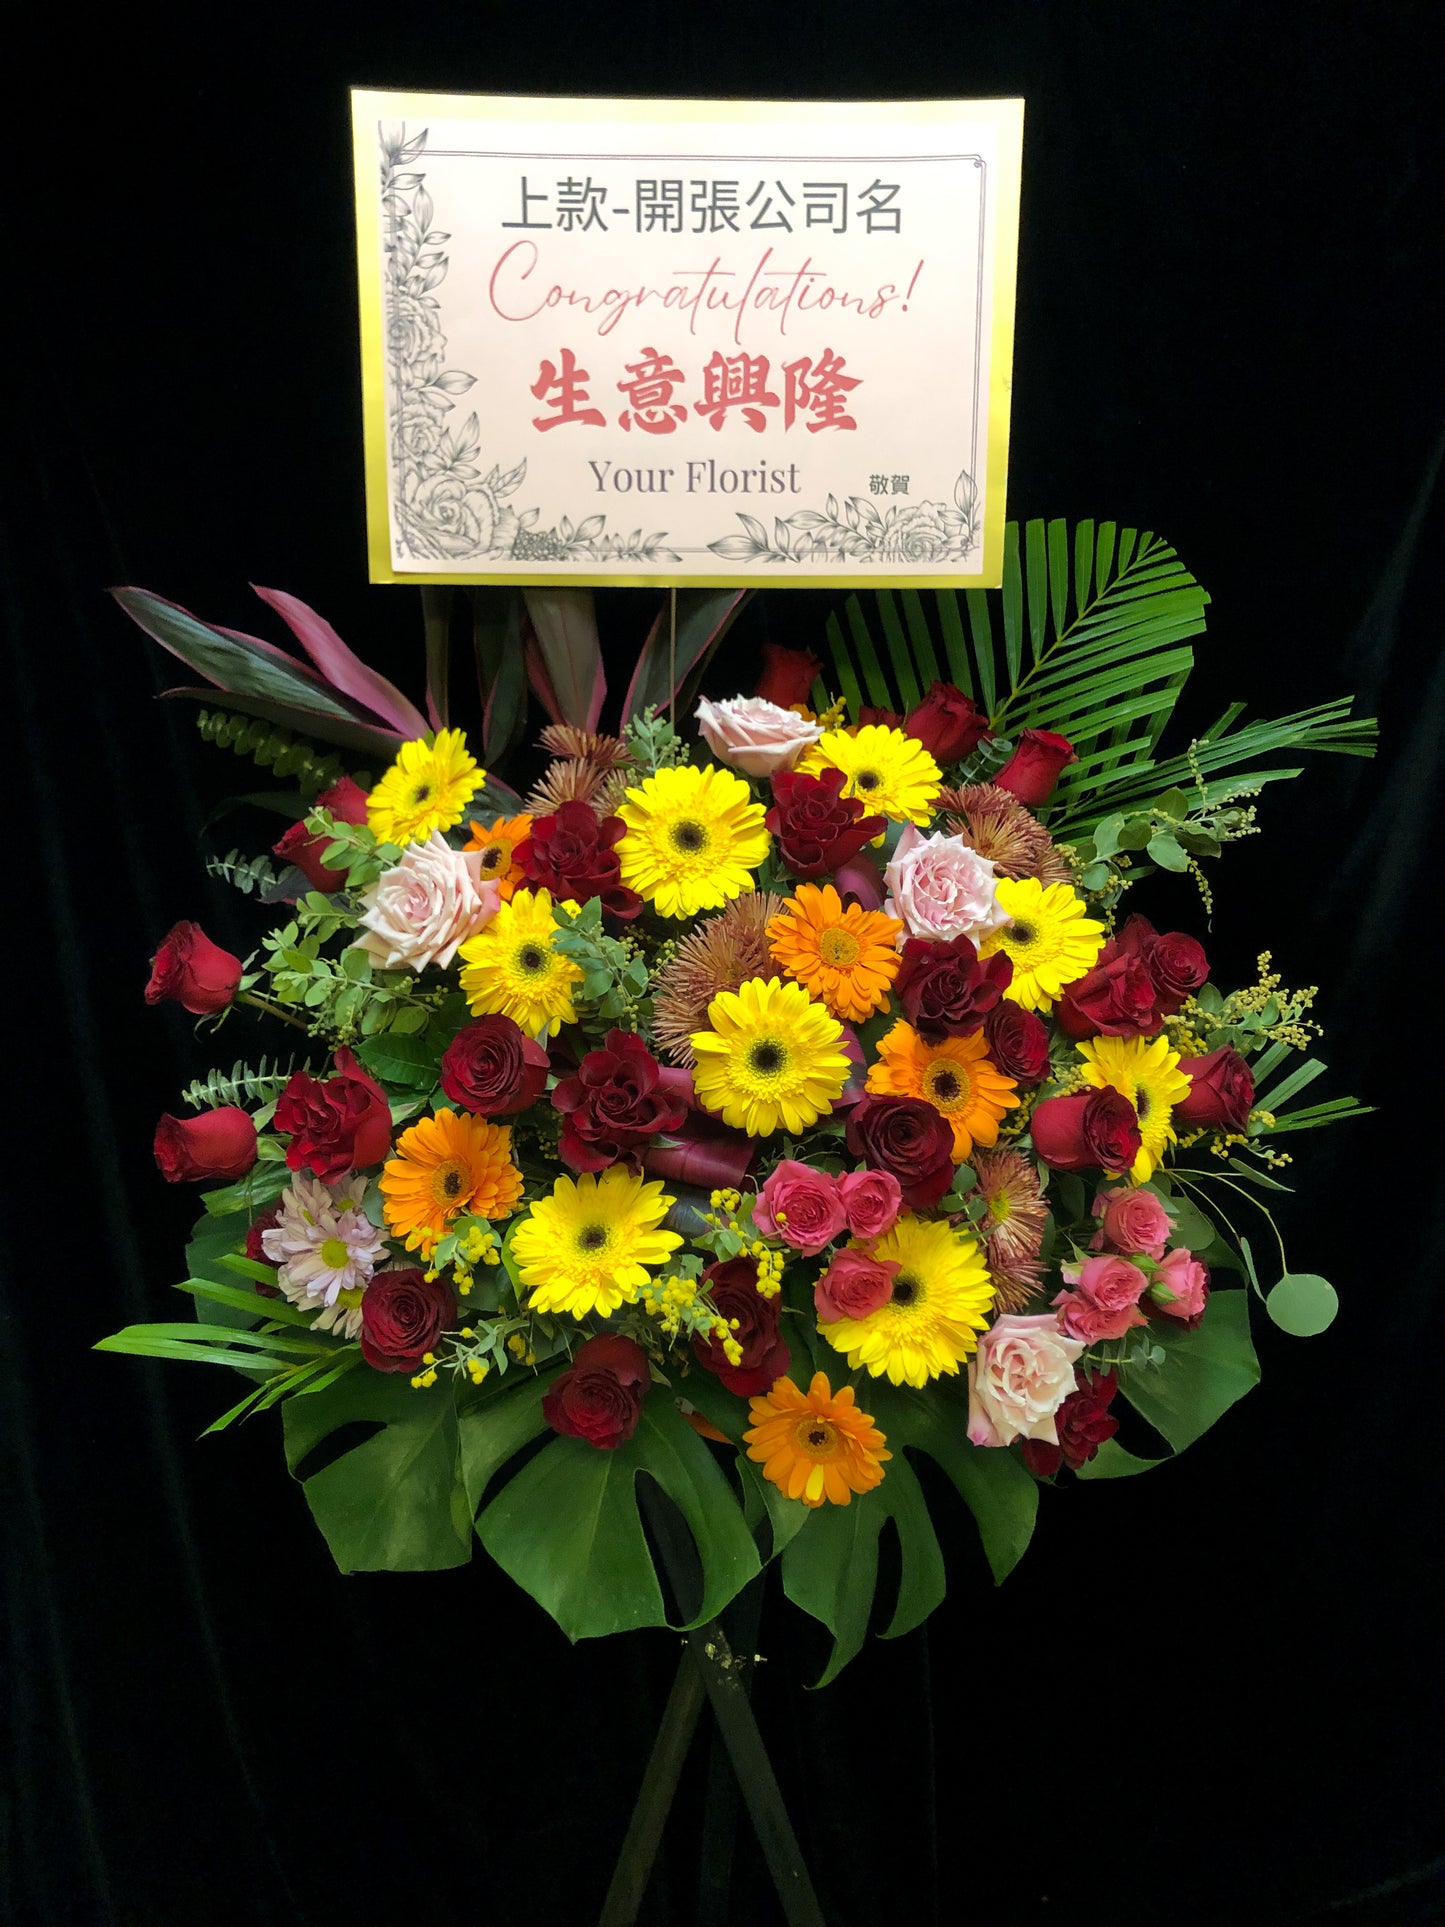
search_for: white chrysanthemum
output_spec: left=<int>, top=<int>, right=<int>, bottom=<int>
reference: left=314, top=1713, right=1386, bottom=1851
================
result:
left=261, top=1172, right=388, bottom=1338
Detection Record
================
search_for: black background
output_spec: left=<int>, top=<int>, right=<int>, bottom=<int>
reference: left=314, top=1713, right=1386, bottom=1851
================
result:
left=6, top=4, right=1444, bottom=1922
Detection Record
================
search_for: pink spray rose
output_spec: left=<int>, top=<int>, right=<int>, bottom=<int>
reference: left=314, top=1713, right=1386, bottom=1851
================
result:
left=882, top=823, right=1009, bottom=943
left=836, top=1168, right=903, bottom=1240
left=353, top=831, right=500, bottom=971
left=1090, top=1186, right=1172, bottom=1259
left=1150, top=1247, right=1210, bottom=1325
left=753, top=1160, right=847, bottom=1255
left=814, top=1247, right=898, bottom=1323
left=1052, top=1253, right=1150, bottom=1342
left=967, top=1313, right=1086, bottom=1449
left=694, top=695, right=823, bottom=777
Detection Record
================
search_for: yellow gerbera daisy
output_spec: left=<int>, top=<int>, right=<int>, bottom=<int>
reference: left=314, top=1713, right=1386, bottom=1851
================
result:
left=866, top=1020, right=1019, bottom=1160
left=978, top=877, right=1105, bottom=1011
left=744, top=1372, right=891, bottom=1508
left=462, top=812, right=533, bottom=901
left=1077, top=1032, right=1192, bottom=1182
left=819, top=1214, right=995, bottom=1386
left=691, top=976, right=851, bottom=1137
left=458, top=887, right=581, bottom=1038
left=797, top=724, right=941, bottom=825
left=380, top=1109, right=523, bottom=1258
left=615, top=763, right=770, bottom=918
left=367, top=728, right=484, bottom=846
left=766, top=884, right=903, bottom=1023
left=511, top=1166, right=683, bottom=1319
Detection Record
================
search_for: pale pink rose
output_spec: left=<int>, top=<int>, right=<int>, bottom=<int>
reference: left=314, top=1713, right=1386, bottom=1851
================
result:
left=882, top=823, right=1009, bottom=944
left=967, top=1313, right=1085, bottom=1448
left=1150, top=1247, right=1210, bottom=1324
left=1089, top=1185, right=1172, bottom=1259
left=353, top=831, right=500, bottom=971
left=753, top=1159, right=847, bottom=1254
left=815, top=1248, right=899, bottom=1322
left=694, top=695, right=823, bottom=778
left=1052, top=1253, right=1149, bottom=1343
left=837, top=1168, right=903, bottom=1239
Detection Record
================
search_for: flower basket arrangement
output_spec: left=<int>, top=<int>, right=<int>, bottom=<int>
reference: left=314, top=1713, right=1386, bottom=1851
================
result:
left=102, top=524, right=1373, bottom=1684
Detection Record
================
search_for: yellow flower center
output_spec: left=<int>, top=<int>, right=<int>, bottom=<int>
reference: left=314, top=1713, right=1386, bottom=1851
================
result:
left=818, top=926, right=861, bottom=967
left=1006, top=919, right=1038, bottom=952
left=922, top=1060, right=972, bottom=1113
left=477, top=842, right=507, bottom=874
left=411, top=781, right=434, bottom=805
left=514, top=941, right=549, bottom=977
left=854, top=768, right=882, bottom=791
left=431, top=1159, right=470, bottom=1207
left=320, top=1237, right=350, bottom=1269
left=986, top=1189, right=1012, bottom=1225
left=890, top=1269, right=923, bottom=1306
left=744, top=1037, right=790, bottom=1083
left=669, top=818, right=709, bottom=854
left=794, top=1417, right=840, bottom=1460
left=575, top=1223, right=610, bottom=1254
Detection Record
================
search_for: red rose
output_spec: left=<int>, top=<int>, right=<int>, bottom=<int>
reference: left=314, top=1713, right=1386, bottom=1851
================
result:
left=983, top=1003, right=1051, bottom=1083
left=1053, top=1253, right=1149, bottom=1343
left=274, top=1047, right=392, bottom=1181
left=836, top=1168, right=903, bottom=1239
left=245, top=1205, right=282, bottom=1296
left=1022, top=1369, right=1119, bottom=1475
left=153, top=1107, right=258, bottom=1183
left=270, top=778, right=372, bottom=894
left=844, top=1096, right=956, bottom=1211
left=693, top=1256, right=790, bottom=1395
left=858, top=704, right=904, bottom=729
left=440, top=1015, right=549, bottom=1116
left=143, top=921, right=242, bottom=1015
left=1173, top=1046, right=1254, bottom=1133
left=1055, top=951, right=1162, bottom=1039
left=552, top=1029, right=687, bottom=1172
left=767, top=769, right=886, bottom=881
left=754, top=642, right=821, bottom=708
left=993, top=729, right=1077, bottom=807
left=814, top=1248, right=898, bottom=1323
left=904, top=681, right=992, bottom=763
left=542, top=1332, right=651, bottom=1448
left=517, top=801, right=641, bottom=921
left=1113, top=914, right=1209, bottom=1017
left=894, top=934, right=1014, bottom=1040
left=1030, top=1088, right=1142, bottom=1175
left=359, top=1268, right=454, bottom=1372
left=753, top=1160, right=847, bottom=1255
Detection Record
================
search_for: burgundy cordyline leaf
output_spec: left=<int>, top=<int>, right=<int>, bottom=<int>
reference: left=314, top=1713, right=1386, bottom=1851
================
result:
left=251, top=585, right=430, bottom=737
left=523, top=588, right=607, bottom=731
left=112, top=586, right=336, bottom=696
left=643, top=1118, right=756, bottom=1190
left=621, top=587, right=750, bottom=722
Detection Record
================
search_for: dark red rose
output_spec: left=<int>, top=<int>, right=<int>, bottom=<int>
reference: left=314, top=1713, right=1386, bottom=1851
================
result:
left=754, top=642, right=821, bottom=709
left=1030, top=1088, right=1142, bottom=1175
left=440, top=1015, right=549, bottom=1116
left=893, top=934, right=1014, bottom=1040
left=553, top=1029, right=688, bottom=1172
left=317, top=776, right=371, bottom=826
left=983, top=1002, right=1051, bottom=1083
left=767, top=768, right=886, bottom=881
left=1173, top=1046, right=1255, bottom=1133
left=274, top=1047, right=392, bottom=1181
left=844, top=1095, right=956, bottom=1211
left=858, top=704, right=904, bottom=730
left=245, top=1205, right=282, bottom=1296
left=517, top=801, right=640, bottom=920
left=993, top=729, right=1077, bottom=807
left=271, top=778, right=372, bottom=893
left=542, top=1333, right=651, bottom=1448
left=904, top=681, right=992, bottom=763
left=1022, top=1369, right=1119, bottom=1475
left=1110, top=915, right=1209, bottom=1017
left=693, top=1256, right=791, bottom=1396
left=153, top=1108, right=258, bottom=1183
left=1055, top=951, right=1162, bottom=1040
left=360, top=1269, right=454, bottom=1373
left=144, top=921, right=242, bottom=1015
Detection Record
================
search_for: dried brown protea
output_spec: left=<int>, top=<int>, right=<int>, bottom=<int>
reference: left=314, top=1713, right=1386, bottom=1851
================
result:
left=970, top=1146, right=1049, bottom=1312
left=651, top=892, right=786, bottom=1066
left=538, top=724, right=632, bottom=768
left=936, top=782, right=1072, bottom=885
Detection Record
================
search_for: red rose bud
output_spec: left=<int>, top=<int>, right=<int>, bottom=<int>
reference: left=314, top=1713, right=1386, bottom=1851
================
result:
left=1142, top=930, right=1209, bottom=1015
left=271, top=778, right=372, bottom=894
left=518, top=801, right=640, bottom=921
left=1173, top=1046, right=1254, bottom=1133
left=993, top=728, right=1077, bottom=808
left=316, top=775, right=370, bottom=825
left=1022, top=1368, right=1119, bottom=1475
left=983, top=1002, right=1051, bottom=1083
left=274, top=1047, right=392, bottom=1181
left=904, top=681, right=992, bottom=763
left=754, top=642, right=822, bottom=709
left=693, top=1256, right=790, bottom=1395
left=767, top=768, right=886, bottom=882
left=542, top=1333, right=651, bottom=1449
left=359, top=1269, right=454, bottom=1373
left=1054, top=951, right=1162, bottom=1039
left=153, top=1107, right=258, bottom=1183
left=894, top=934, right=1013, bottom=1039
left=440, top=1015, right=549, bottom=1116
left=844, top=1095, right=956, bottom=1211
left=144, top=920, right=242, bottom=1016
left=1030, top=1088, right=1142, bottom=1176
left=858, top=703, right=904, bottom=730
left=553, top=1029, right=688, bottom=1172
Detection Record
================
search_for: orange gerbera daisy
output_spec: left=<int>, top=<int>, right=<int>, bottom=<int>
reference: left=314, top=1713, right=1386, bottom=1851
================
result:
left=463, top=813, right=534, bottom=901
left=766, top=884, right=903, bottom=1023
left=744, top=1371, right=891, bottom=1508
left=380, top=1108, right=524, bottom=1257
left=866, top=1021, right=1019, bottom=1160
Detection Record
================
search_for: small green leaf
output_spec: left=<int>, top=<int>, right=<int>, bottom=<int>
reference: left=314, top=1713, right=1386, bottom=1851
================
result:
left=1092, top=812, right=1125, bottom=859
left=1078, top=862, right=1111, bottom=891
left=1147, top=831, right=1190, bottom=872
left=1152, top=786, right=1192, bottom=819
left=1265, top=1272, right=1339, bottom=1337
left=1116, top=814, right=1154, bottom=851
